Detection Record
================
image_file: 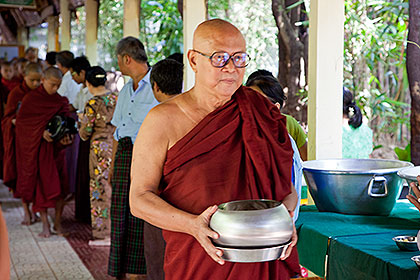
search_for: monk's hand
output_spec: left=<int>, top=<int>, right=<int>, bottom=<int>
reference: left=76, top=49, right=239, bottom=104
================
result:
left=191, top=205, right=225, bottom=265
left=11, top=119, right=16, bottom=125
left=280, top=223, right=297, bottom=260
left=406, top=175, right=420, bottom=212
left=43, top=130, right=53, bottom=142
left=59, top=134, right=74, bottom=146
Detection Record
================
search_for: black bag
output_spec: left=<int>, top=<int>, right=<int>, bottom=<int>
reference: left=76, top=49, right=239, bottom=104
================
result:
left=46, top=115, right=78, bottom=141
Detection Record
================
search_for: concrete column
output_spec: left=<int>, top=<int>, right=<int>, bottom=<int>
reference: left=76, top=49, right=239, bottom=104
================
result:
left=17, top=26, right=28, bottom=49
left=47, top=16, right=59, bottom=52
left=308, top=0, right=344, bottom=160
left=60, top=0, right=71, bottom=50
left=183, top=0, right=206, bottom=90
left=85, top=0, right=98, bottom=65
left=123, top=0, right=140, bottom=38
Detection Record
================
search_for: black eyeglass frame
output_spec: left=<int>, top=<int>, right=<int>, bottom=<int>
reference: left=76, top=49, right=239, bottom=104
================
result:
left=192, top=49, right=251, bottom=68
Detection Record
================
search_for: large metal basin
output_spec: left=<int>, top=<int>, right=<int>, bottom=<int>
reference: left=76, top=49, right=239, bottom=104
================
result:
left=209, top=199, right=293, bottom=248
left=302, top=159, right=413, bottom=215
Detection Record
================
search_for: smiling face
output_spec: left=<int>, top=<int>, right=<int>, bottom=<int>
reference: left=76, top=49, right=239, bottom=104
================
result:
left=24, top=72, right=42, bottom=90
left=189, top=21, right=246, bottom=99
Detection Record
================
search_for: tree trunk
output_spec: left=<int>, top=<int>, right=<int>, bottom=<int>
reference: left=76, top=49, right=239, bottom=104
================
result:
left=408, top=0, right=420, bottom=164
left=177, top=0, right=183, bottom=18
left=271, top=0, right=306, bottom=123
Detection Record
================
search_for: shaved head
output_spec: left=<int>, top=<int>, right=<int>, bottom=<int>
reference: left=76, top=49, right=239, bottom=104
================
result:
left=188, top=19, right=247, bottom=100
left=44, top=67, right=63, bottom=80
left=193, top=19, right=246, bottom=52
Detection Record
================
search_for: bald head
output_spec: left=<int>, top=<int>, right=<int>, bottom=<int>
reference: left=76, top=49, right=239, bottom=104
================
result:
left=193, top=19, right=245, bottom=52
left=44, top=67, right=63, bottom=80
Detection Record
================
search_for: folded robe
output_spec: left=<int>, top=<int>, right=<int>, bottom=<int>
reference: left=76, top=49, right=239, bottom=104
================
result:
left=15, top=85, right=70, bottom=212
left=160, top=86, right=300, bottom=280
left=2, top=81, right=32, bottom=188
left=0, top=78, right=20, bottom=179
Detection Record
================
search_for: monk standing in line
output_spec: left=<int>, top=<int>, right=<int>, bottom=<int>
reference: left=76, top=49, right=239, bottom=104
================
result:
left=3, top=62, right=43, bottom=225
left=15, top=67, right=73, bottom=238
left=0, top=61, right=20, bottom=179
left=130, top=19, right=300, bottom=280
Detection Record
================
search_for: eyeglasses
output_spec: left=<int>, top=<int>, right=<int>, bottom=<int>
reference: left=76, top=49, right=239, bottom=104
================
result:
left=192, top=50, right=250, bottom=68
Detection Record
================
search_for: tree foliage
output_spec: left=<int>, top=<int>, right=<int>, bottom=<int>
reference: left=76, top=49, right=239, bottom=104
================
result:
left=139, top=0, right=183, bottom=64
left=343, top=0, right=410, bottom=155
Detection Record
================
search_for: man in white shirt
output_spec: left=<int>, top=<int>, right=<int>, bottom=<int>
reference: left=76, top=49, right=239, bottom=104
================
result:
left=69, top=56, right=93, bottom=113
left=69, top=56, right=93, bottom=223
left=56, top=51, right=81, bottom=106
left=56, top=51, right=81, bottom=198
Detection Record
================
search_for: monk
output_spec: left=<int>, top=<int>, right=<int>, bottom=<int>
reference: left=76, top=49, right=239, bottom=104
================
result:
left=0, top=61, right=20, bottom=179
left=130, top=19, right=300, bottom=280
left=15, top=67, right=73, bottom=238
left=2, top=62, right=43, bottom=225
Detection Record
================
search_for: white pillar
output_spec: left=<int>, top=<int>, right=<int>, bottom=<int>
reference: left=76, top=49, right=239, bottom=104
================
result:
left=308, top=0, right=344, bottom=160
left=60, top=0, right=71, bottom=50
left=183, top=0, right=206, bottom=91
left=123, top=0, right=140, bottom=38
left=47, top=16, right=59, bottom=52
left=85, top=0, right=98, bottom=65
left=17, top=26, right=28, bottom=49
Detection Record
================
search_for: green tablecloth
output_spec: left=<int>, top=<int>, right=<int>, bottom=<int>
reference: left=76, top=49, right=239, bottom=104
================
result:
left=296, top=200, right=420, bottom=279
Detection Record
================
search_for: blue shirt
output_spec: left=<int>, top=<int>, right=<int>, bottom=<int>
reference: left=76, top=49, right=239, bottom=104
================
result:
left=111, top=71, right=159, bottom=143
left=289, top=135, right=303, bottom=223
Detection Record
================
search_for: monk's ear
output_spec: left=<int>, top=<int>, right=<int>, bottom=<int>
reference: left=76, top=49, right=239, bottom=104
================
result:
left=187, top=50, right=198, bottom=73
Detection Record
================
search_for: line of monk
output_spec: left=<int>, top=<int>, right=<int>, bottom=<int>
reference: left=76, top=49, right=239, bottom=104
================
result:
left=0, top=18, right=304, bottom=280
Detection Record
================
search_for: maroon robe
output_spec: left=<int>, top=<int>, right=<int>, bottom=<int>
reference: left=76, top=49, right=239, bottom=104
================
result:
left=160, top=86, right=300, bottom=280
left=0, top=77, right=20, bottom=179
left=15, top=85, right=70, bottom=212
left=0, top=77, right=20, bottom=107
left=2, top=81, right=32, bottom=188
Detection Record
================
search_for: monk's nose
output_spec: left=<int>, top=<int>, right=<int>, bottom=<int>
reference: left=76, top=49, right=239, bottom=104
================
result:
left=223, top=59, right=236, bottom=72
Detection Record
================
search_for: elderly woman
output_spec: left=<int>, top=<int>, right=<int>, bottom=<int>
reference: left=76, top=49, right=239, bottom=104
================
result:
left=79, top=66, right=117, bottom=245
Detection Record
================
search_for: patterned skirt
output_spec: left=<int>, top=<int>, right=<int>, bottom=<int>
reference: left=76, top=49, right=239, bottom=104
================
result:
left=108, top=137, right=146, bottom=277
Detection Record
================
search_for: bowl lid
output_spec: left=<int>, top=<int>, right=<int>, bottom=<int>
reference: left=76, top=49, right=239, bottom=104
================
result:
left=398, top=166, right=420, bottom=181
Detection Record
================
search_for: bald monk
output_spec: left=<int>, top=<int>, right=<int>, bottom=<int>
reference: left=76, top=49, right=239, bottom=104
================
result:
left=15, top=67, right=73, bottom=238
left=130, top=19, right=300, bottom=280
left=3, top=62, right=43, bottom=225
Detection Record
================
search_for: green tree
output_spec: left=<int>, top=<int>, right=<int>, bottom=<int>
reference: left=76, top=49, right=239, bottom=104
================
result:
left=139, top=0, right=183, bottom=64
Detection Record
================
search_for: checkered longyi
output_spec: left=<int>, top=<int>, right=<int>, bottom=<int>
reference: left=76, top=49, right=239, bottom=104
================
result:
left=108, top=137, right=146, bottom=277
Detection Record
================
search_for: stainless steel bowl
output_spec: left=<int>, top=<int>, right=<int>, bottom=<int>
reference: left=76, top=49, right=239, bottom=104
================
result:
left=398, top=166, right=420, bottom=196
left=392, top=235, right=419, bottom=251
left=217, top=242, right=291, bottom=263
left=411, top=255, right=420, bottom=269
left=209, top=199, right=293, bottom=248
left=302, top=159, right=413, bottom=215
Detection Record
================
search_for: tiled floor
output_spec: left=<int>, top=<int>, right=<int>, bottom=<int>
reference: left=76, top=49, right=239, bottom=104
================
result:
left=0, top=184, right=99, bottom=279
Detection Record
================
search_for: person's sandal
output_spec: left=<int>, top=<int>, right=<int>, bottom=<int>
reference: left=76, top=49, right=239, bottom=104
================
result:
left=88, top=238, right=110, bottom=246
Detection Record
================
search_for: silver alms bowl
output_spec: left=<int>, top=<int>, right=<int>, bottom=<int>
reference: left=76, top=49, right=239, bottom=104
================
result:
left=412, top=255, right=420, bottom=270
left=392, top=235, right=419, bottom=251
left=209, top=199, right=293, bottom=248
